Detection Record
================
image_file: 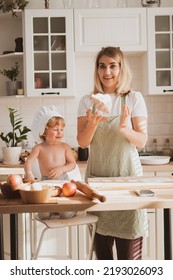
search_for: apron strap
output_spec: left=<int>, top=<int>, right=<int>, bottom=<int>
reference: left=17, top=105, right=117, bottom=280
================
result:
left=121, top=95, right=126, bottom=113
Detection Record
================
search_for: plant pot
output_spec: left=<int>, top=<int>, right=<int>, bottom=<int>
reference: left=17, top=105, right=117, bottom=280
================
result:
left=6, top=81, right=22, bottom=96
left=2, top=146, right=22, bottom=165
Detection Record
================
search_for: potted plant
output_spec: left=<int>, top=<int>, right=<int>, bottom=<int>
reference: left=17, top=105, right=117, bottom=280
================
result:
left=0, top=0, right=29, bottom=17
left=0, top=62, right=22, bottom=96
left=0, top=107, right=31, bottom=164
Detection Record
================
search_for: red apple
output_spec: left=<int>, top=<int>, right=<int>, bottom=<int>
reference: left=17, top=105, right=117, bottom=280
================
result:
left=7, top=174, right=23, bottom=191
left=62, top=182, right=77, bottom=197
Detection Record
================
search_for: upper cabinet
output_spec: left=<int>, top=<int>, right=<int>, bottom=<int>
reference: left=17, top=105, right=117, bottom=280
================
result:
left=0, top=11, right=24, bottom=97
left=24, top=9, right=75, bottom=97
left=147, top=8, right=173, bottom=95
left=74, top=8, right=147, bottom=53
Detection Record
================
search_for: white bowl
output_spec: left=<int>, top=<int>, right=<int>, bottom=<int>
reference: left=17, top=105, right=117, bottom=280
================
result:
left=140, top=155, right=170, bottom=165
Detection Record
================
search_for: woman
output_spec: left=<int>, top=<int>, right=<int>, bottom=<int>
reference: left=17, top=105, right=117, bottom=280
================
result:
left=77, top=46, right=148, bottom=260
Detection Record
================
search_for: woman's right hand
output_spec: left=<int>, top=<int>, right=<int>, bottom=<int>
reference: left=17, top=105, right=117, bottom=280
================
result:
left=77, top=108, right=107, bottom=148
left=86, top=108, right=107, bottom=126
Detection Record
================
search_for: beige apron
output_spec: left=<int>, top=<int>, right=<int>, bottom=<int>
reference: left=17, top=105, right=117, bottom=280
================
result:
left=85, top=97, right=148, bottom=239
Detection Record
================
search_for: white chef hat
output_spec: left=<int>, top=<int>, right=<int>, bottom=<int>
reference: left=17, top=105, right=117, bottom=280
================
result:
left=31, top=105, right=64, bottom=143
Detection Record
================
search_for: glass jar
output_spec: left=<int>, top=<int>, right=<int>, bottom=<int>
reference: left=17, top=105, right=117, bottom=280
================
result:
left=141, top=0, right=160, bottom=7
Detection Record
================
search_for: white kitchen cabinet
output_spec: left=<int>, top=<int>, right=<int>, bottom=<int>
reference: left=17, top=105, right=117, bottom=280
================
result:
left=142, top=208, right=164, bottom=260
left=147, top=8, right=173, bottom=95
left=24, top=9, right=75, bottom=97
left=74, top=8, right=147, bottom=53
left=0, top=11, right=24, bottom=97
left=142, top=169, right=171, bottom=260
left=142, top=210, right=156, bottom=259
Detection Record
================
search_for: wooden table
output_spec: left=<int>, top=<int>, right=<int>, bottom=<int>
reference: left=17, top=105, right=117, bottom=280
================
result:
left=0, top=162, right=24, bottom=260
left=1, top=176, right=173, bottom=260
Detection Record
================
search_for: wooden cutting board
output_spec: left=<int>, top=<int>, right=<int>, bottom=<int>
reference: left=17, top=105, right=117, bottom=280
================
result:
left=88, top=176, right=173, bottom=191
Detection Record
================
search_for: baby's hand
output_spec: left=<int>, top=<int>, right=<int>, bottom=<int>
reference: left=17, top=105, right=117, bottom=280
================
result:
left=24, top=173, right=35, bottom=182
left=48, top=167, right=64, bottom=180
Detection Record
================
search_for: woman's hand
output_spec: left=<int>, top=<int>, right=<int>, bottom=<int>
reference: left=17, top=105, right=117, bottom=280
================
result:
left=119, top=104, right=131, bottom=128
left=118, top=104, right=148, bottom=149
left=77, top=108, right=107, bottom=148
left=86, top=107, right=107, bottom=126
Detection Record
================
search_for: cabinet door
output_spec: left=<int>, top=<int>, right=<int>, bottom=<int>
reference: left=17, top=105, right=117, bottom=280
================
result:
left=74, top=8, right=147, bottom=53
left=143, top=211, right=156, bottom=260
left=147, top=8, right=173, bottom=95
left=24, top=9, right=74, bottom=97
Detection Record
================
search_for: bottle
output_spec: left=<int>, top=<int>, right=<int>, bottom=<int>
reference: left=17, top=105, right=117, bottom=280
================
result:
left=165, top=138, right=170, bottom=149
left=152, top=138, right=157, bottom=154
left=162, top=138, right=172, bottom=157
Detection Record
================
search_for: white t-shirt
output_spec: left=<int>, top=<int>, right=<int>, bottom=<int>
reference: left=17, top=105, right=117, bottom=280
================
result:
left=78, top=91, right=148, bottom=123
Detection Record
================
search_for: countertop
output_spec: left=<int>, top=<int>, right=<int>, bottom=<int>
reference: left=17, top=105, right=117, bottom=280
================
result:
left=141, top=162, right=173, bottom=173
left=77, top=161, right=173, bottom=173
left=0, top=161, right=173, bottom=176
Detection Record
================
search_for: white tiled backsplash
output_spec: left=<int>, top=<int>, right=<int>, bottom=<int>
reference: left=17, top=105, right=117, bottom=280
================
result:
left=0, top=54, right=173, bottom=152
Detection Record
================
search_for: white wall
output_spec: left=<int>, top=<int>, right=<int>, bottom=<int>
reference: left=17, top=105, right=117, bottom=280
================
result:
left=0, top=0, right=173, bottom=153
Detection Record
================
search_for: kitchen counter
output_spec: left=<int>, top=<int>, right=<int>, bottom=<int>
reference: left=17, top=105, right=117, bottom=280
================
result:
left=1, top=161, right=172, bottom=177
left=77, top=161, right=173, bottom=174
left=142, top=162, right=173, bottom=173
left=0, top=163, right=25, bottom=175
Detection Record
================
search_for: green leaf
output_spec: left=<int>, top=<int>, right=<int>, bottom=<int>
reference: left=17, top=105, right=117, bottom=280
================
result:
left=0, top=107, right=31, bottom=147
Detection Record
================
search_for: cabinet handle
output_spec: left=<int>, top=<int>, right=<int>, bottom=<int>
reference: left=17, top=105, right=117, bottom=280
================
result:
left=163, top=89, right=173, bottom=93
left=41, top=92, right=60, bottom=95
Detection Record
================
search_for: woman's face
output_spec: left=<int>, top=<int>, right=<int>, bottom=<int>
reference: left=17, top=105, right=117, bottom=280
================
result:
left=98, top=55, right=120, bottom=93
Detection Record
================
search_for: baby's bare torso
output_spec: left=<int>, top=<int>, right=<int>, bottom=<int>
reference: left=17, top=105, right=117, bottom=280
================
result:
left=38, top=142, right=67, bottom=176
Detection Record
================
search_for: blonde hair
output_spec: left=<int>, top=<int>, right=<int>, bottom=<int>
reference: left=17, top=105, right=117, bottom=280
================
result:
left=93, top=46, right=132, bottom=95
left=40, top=116, right=65, bottom=141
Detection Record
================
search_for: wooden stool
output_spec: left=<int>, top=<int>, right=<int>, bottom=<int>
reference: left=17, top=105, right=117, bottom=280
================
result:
left=31, top=212, right=98, bottom=260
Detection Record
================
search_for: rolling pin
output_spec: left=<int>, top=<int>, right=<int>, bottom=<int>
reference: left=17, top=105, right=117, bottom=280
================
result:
left=71, top=180, right=106, bottom=202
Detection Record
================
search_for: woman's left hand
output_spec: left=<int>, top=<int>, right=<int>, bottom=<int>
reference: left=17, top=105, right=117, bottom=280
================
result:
left=119, top=104, right=131, bottom=128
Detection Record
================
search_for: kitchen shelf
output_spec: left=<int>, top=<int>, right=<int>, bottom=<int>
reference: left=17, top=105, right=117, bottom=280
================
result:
left=0, top=52, right=23, bottom=59
left=0, top=10, right=22, bottom=19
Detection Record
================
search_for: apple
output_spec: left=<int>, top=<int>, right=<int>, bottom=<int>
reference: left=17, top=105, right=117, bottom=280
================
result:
left=62, top=182, right=77, bottom=197
left=7, top=174, right=23, bottom=191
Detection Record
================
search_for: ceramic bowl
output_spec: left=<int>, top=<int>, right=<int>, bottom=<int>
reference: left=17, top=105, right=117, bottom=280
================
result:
left=19, top=184, right=52, bottom=204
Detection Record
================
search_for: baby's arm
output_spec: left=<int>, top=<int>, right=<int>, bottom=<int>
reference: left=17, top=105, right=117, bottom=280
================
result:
left=24, top=145, right=40, bottom=181
left=64, top=145, right=76, bottom=172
